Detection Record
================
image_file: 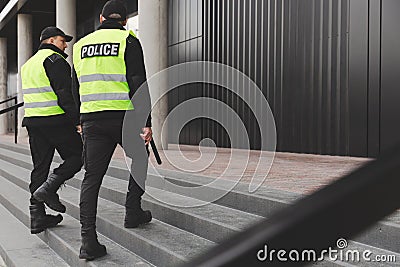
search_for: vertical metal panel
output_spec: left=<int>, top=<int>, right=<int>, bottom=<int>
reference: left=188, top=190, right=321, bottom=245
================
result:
left=178, top=0, right=185, bottom=43
left=221, top=0, right=227, bottom=147
left=167, top=0, right=203, bottom=145
left=203, top=0, right=209, bottom=142
left=275, top=0, right=284, bottom=150
left=172, top=0, right=179, bottom=45
left=185, top=0, right=190, bottom=41
left=381, top=0, right=400, bottom=151
left=198, top=0, right=203, bottom=35
left=368, top=0, right=381, bottom=156
left=254, top=0, right=263, bottom=150
left=348, top=0, right=368, bottom=156
left=339, top=0, right=349, bottom=156
left=333, top=0, right=341, bottom=155
left=230, top=0, right=238, bottom=149
left=190, top=0, right=198, bottom=38
left=213, top=0, right=218, bottom=145
left=331, top=0, right=338, bottom=155
left=168, top=0, right=173, bottom=46
left=305, top=0, right=312, bottom=152
left=297, top=0, right=305, bottom=152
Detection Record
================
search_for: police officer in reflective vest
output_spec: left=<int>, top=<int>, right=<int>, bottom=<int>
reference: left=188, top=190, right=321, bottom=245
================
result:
left=72, top=0, right=153, bottom=260
left=21, top=27, right=83, bottom=234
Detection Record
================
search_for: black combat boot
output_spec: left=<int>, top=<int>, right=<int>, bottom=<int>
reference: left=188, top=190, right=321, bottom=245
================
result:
left=79, top=228, right=107, bottom=260
left=33, top=173, right=66, bottom=213
left=124, top=199, right=152, bottom=228
left=30, top=202, right=63, bottom=234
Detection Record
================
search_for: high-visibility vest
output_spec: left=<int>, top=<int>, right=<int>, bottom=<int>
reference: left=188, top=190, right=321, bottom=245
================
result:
left=21, top=49, right=65, bottom=117
left=73, top=29, right=135, bottom=113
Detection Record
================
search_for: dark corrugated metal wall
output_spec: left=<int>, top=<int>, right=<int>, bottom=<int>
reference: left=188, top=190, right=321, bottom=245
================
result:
left=380, top=0, right=400, bottom=154
left=202, top=0, right=351, bottom=155
left=168, top=0, right=400, bottom=157
left=168, top=0, right=203, bottom=145
left=347, top=0, right=400, bottom=157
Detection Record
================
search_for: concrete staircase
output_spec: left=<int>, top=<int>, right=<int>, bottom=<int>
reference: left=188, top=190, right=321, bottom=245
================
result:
left=0, top=141, right=399, bottom=267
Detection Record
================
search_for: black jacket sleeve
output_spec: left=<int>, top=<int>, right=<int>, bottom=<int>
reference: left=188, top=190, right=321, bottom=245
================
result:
left=71, top=68, right=81, bottom=111
left=125, top=35, right=152, bottom=127
left=44, top=54, right=80, bottom=126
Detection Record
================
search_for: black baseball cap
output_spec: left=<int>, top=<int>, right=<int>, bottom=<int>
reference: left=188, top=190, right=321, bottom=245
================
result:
left=40, top=26, right=73, bottom=42
left=101, top=0, right=127, bottom=21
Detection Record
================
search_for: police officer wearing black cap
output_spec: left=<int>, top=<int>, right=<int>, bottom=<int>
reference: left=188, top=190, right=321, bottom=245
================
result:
left=21, top=26, right=83, bottom=234
left=72, top=0, right=152, bottom=260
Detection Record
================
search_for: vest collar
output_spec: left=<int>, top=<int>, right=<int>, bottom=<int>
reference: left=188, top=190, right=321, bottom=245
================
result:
left=38, top=43, right=68, bottom=59
left=98, top=20, right=125, bottom=31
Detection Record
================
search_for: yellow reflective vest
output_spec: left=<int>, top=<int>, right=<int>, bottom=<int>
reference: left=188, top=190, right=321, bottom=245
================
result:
left=73, top=29, right=135, bottom=113
left=21, top=49, right=65, bottom=117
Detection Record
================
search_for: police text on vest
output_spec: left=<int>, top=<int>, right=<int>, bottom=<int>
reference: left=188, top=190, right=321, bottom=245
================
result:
left=81, top=43, right=120, bottom=59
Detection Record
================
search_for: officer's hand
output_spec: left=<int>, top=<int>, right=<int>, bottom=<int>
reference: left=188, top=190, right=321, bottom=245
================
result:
left=76, top=125, right=82, bottom=134
left=140, top=127, right=153, bottom=145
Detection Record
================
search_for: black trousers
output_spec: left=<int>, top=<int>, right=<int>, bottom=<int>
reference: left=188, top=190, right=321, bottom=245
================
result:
left=80, top=119, right=148, bottom=229
left=27, top=125, right=83, bottom=205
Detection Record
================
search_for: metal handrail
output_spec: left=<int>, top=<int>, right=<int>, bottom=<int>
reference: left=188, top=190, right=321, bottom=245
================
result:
left=0, top=102, right=24, bottom=115
left=0, top=96, right=24, bottom=144
left=0, top=96, right=17, bottom=105
left=184, top=144, right=400, bottom=266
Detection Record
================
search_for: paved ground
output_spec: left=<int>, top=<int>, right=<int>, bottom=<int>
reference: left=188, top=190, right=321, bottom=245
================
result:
left=1, top=133, right=369, bottom=195
left=145, top=145, right=369, bottom=194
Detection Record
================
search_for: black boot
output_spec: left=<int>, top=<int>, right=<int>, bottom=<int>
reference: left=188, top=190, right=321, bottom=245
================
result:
left=79, top=228, right=107, bottom=260
left=33, top=173, right=66, bottom=213
left=124, top=209, right=152, bottom=228
left=30, top=203, right=63, bottom=234
left=124, top=199, right=152, bottom=228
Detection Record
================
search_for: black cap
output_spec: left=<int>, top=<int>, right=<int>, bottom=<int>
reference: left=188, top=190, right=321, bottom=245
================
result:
left=101, top=0, right=127, bottom=21
left=40, top=26, right=73, bottom=42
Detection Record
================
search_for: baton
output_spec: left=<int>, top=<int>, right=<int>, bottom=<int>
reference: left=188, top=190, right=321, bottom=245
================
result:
left=150, top=139, right=162, bottom=165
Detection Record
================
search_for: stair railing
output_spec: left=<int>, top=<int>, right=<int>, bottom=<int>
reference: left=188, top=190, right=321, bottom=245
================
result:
left=0, top=96, right=24, bottom=144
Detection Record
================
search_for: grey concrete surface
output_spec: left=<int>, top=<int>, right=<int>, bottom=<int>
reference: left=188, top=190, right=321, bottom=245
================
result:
left=16, top=15, right=32, bottom=140
left=0, top=202, right=68, bottom=267
left=0, top=158, right=214, bottom=267
left=0, top=142, right=399, bottom=255
left=56, top=0, right=75, bottom=66
left=0, top=171, right=152, bottom=267
left=139, top=0, right=169, bottom=150
left=0, top=38, right=7, bottom=135
left=0, top=138, right=399, bottom=266
left=67, top=174, right=264, bottom=243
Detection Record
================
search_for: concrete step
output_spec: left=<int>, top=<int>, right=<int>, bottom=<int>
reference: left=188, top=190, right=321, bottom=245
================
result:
left=0, top=144, right=399, bottom=255
left=148, top=169, right=400, bottom=256
left=0, top=145, right=347, bottom=267
left=340, top=241, right=400, bottom=267
left=0, top=158, right=215, bottom=267
left=0, top=142, right=399, bottom=266
left=0, top=173, right=152, bottom=267
left=0, top=202, right=69, bottom=267
left=0, top=143, right=269, bottom=243
left=0, top=142, right=301, bottom=217
left=0, top=147, right=346, bottom=267
left=68, top=174, right=263, bottom=243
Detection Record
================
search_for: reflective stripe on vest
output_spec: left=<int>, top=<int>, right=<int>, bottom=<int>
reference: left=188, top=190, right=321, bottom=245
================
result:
left=21, top=49, right=65, bottom=117
left=73, top=29, right=135, bottom=113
